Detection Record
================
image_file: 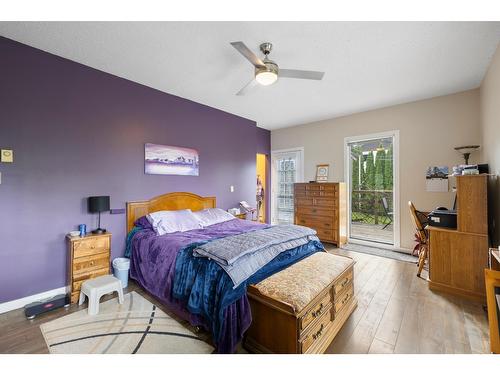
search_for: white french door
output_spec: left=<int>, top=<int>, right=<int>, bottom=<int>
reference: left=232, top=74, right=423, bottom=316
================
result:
left=271, top=148, right=304, bottom=225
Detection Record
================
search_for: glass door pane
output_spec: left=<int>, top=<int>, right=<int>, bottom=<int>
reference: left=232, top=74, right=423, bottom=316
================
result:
left=272, top=150, right=302, bottom=225
left=348, top=136, right=394, bottom=245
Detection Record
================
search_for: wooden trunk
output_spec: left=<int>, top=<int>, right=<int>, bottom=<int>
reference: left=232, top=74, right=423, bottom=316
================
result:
left=245, top=254, right=356, bottom=354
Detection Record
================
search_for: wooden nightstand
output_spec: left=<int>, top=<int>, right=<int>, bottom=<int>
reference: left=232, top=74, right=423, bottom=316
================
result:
left=235, top=213, right=247, bottom=219
left=66, top=232, right=112, bottom=304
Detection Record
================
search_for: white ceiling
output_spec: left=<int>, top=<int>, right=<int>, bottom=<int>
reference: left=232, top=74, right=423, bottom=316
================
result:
left=1, top=22, right=499, bottom=130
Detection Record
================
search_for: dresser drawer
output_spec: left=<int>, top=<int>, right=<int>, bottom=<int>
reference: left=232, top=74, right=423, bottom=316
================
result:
left=300, top=306, right=333, bottom=353
left=304, top=184, right=321, bottom=191
left=73, top=236, right=110, bottom=258
left=304, top=184, right=337, bottom=191
left=305, top=191, right=338, bottom=198
left=334, top=283, right=354, bottom=315
left=313, top=198, right=336, bottom=207
left=295, top=197, right=314, bottom=206
left=73, top=253, right=110, bottom=275
left=72, top=267, right=110, bottom=292
left=299, top=293, right=331, bottom=332
left=295, top=215, right=334, bottom=230
left=317, top=229, right=337, bottom=242
left=296, top=206, right=335, bottom=217
left=334, top=268, right=353, bottom=295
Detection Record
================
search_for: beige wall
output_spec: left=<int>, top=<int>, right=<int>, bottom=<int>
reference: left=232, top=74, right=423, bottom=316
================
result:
left=271, top=90, right=481, bottom=250
left=480, top=44, right=500, bottom=246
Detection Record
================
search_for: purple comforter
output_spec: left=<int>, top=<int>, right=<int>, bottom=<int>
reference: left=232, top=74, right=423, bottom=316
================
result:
left=129, top=219, right=267, bottom=350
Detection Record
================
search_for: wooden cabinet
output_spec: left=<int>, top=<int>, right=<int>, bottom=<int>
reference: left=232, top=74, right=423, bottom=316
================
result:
left=294, top=182, right=347, bottom=246
left=67, top=233, right=111, bottom=304
left=428, top=175, right=489, bottom=302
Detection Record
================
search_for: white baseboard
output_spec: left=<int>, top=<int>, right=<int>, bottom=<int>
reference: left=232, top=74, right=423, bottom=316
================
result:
left=0, top=286, right=69, bottom=315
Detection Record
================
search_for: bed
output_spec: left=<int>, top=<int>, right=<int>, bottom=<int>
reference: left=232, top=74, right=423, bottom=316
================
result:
left=125, top=192, right=324, bottom=353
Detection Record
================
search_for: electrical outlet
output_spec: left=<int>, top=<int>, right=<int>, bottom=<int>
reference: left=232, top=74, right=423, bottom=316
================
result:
left=230, top=185, right=234, bottom=192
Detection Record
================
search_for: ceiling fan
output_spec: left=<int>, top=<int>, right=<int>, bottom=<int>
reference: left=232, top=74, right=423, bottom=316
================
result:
left=230, top=41, right=325, bottom=96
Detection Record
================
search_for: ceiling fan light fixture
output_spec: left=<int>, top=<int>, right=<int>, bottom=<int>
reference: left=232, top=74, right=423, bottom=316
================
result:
left=255, top=60, right=279, bottom=86
left=256, top=71, right=278, bottom=86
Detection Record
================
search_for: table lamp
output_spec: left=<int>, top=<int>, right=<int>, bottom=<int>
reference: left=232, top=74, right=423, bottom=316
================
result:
left=454, top=145, right=480, bottom=165
left=88, top=196, right=110, bottom=234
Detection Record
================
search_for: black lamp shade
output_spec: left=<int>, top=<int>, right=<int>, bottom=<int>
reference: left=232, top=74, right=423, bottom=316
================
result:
left=88, top=196, right=110, bottom=213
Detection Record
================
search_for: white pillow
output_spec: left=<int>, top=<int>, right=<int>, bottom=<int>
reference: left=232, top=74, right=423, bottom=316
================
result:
left=192, top=208, right=236, bottom=227
left=146, top=209, right=202, bottom=235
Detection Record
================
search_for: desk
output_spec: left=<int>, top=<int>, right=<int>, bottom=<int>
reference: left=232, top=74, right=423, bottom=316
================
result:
left=427, top=226, right=488, bottom=302
left=426, top=175, right=489, bottom=303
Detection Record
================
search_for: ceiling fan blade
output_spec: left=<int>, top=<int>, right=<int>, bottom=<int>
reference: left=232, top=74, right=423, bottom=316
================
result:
left=236, top=79, right=259, bottom=96
left=230, top=41, right=265, bottom=68
left=279, top=69, right=325, bottom=80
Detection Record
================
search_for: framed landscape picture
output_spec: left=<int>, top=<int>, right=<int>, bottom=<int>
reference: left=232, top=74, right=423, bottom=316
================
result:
left=145, top=143, right=199, bottom=176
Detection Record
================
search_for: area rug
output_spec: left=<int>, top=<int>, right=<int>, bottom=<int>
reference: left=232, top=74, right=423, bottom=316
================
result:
left=341, top=243, right=418, bottom=263
left=40, top=291, right=214, bottom=354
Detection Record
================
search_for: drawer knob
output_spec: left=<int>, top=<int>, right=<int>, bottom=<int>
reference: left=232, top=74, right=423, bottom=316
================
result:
left=89, top=261, right=95, bottom=266
left=312, top=303, right=323, bottom=318
left=341, top=293, right=350, bottom=305
left=91, top=245, right=95, bottom=249
left=341, top=278, right=349, bottom=287
left=312, top=324, right=324, bottom=340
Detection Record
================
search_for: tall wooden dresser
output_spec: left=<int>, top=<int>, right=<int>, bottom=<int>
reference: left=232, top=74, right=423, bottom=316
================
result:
left=66, top=233, right=112, bottom=304
left=427, top=175, right=489, bottom=302
left=294, top=182, right=347, bottom=246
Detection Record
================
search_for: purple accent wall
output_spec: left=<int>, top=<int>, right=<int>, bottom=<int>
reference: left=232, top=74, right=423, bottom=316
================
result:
left=0, top=37, right=270, bottom=303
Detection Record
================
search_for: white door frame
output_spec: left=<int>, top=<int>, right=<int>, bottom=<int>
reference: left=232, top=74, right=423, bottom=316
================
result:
left=344, top=130, right=401, bottom=249
left=271, top=147, right=304, bottom=225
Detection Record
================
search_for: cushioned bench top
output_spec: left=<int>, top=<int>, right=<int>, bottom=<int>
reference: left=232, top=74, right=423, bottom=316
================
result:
left=251, top=252, right=354, bottom=312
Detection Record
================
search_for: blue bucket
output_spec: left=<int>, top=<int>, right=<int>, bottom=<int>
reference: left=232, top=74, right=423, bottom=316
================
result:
left=112, top=258, right=130, bottom=288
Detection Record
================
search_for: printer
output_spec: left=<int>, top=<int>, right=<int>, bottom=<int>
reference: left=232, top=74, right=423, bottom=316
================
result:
left=427, top=208, right=457, bottom=229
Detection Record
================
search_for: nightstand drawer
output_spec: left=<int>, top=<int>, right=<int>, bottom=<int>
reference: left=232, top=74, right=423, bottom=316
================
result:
left=73, top=253, right=110, bottom=275
left=72, top=268, right=110, bottom=292
left=73, top=236, right=110, bottom=258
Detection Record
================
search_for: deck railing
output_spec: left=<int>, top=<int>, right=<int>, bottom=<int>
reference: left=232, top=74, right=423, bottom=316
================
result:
left=351, top=190, right=393, bottom=225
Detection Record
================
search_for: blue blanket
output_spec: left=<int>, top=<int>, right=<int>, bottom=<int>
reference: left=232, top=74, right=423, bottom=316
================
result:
left=172, top=238, right=324, bottom=348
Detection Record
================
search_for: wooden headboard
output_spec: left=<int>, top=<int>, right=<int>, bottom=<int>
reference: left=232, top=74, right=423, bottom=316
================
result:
left=126, top=192, right=216, bottom=232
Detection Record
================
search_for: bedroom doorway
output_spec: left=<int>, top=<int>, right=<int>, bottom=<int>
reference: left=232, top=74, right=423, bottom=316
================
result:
left=256, top=153, right=267, bottom=223
left=344, top=131, right=400, bottom=248
left=271, top=148, right=304, bottom=225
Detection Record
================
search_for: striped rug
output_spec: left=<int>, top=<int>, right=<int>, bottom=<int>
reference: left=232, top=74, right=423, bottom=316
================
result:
left=40, top=291, right=214, bottom=354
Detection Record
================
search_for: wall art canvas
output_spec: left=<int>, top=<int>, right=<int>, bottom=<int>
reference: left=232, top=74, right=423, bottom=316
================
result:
left=425, top=166, right=449, bottom=192
left=145, top=143, right=199, bottom=176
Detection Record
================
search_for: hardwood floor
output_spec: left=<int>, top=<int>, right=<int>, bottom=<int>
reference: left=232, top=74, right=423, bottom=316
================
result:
left=326, top=247, right=490, bottom=354
left=0, top=247, right=490, bottom=354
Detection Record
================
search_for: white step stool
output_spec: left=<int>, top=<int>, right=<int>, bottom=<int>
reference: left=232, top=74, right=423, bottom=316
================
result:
left=78, top=275, right=124, bottom=315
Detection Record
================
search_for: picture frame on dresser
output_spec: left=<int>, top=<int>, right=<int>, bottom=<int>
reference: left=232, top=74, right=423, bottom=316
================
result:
left=315, top=164, right=329, bottom=182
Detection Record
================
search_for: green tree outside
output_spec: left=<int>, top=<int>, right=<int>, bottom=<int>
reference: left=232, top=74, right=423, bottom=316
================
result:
left=384, top=146, right=393, bottom=190
left=374, top=148, right=385, bottom=190
left=364, top=152, right=375, bottom=189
